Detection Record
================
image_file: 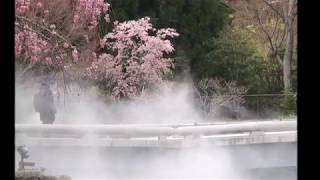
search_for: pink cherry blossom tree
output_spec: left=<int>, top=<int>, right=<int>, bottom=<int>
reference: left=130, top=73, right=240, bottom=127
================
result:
left=86, top=17, right=179, bottom=99
left=15, top=1, right=179, bottom=100
left=15, top=0, right=110, bottom=72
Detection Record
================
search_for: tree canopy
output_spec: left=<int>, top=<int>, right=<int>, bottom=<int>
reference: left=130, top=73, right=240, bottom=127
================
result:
left=15, top=0, right=297, bottom=116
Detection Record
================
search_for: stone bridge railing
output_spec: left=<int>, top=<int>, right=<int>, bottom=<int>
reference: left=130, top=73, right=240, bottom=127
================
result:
left=15, top=120, right=297, bottom=148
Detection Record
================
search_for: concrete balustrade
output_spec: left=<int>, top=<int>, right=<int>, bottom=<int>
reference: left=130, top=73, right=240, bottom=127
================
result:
left=15, top=120, right=296, bottom=136
left=15, top=120, right=297, bottom=147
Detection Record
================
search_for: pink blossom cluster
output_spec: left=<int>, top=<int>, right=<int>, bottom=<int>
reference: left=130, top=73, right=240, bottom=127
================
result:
left=15, top=25, right=50, bottom=64
left=73, top=0, right=110, bottom=29
left=88, top=17, right=179, bottom=99
left=72, top=48, right=79, bottom=62
left=156, top=28, right=180, bottom=39
left=15, top=0, right=44, bottom=16
left=15, top=0, right=87, bottom=67
left=15, top=0, right=31, bottom=15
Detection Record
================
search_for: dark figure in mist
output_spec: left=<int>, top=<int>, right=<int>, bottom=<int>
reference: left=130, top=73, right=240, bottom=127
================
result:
left=33, top=82, right=56, bottom=124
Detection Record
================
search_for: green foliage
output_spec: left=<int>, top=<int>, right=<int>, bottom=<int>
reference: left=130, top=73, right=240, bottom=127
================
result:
left=280, top=90, right=297, bottom=115
left=158, top=0, right=233, bottom=78
left=158, top=0, right=232, bottom=45
left=108, top=0, right=140, bottom=21
left=203, top=27, right=276, bottom=92
left=171, top=46, right=191, bottom=78
left=201, top=27, right=289, bottom=115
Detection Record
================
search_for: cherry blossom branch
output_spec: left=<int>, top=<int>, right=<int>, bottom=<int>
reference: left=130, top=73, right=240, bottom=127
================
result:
left=16, top=15, right=74, bottom=48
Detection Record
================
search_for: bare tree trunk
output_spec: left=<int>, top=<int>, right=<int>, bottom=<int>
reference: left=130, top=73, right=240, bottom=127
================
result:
left=283, top=28, right=293, bottom=91
left=283, top=0, right=296, bottom=91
